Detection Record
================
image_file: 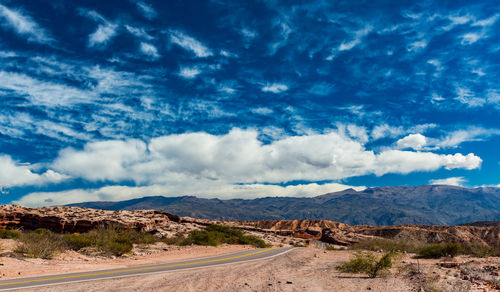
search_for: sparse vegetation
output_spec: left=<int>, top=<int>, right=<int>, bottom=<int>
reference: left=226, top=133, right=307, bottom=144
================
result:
left=352, top=238, right=420, bottom=253
left=463, top=244, right=500, bottom=258
left=15, top=228, right=66, bottom=259
left=416, top=242, right=464, bottom=259
left=0, top=229, right=21, bottom=239
left=180, top=224, right=268, bottom=248
left=336, top=251, right=396, bottom=278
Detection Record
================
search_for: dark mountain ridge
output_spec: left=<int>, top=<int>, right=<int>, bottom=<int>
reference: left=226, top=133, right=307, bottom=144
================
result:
left=67, top=185, right=500, bottom=225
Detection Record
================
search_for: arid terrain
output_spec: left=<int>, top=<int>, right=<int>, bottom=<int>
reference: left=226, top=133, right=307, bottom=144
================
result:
left=1, top=205, right=499, bottom=291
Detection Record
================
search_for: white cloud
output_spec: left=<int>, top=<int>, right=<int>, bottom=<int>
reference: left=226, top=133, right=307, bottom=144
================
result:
left=169, top=30, right=213, bottom=57
left=52, top=140, right=147, bottom=182
left=460, top=32, right=482, bottom=45
left=338, top=25, right=373, bottom=51
left=251, top=107, right=273, bottom=115
left=472, top=14, right=499, bottom=27
left=125, top=25, right=153, bottom=40
left=139, top=42, right=160, bottom=59
left=262, top=83, right=288, bottom=93
left=0, top=155, right=68, bottom=188
left=136, top=1, right=157, bottom=20
left=371, top=124, right=405, bottom=140
left=397, top=134, right=427, bottom=150
left=269, top=20, right=292, bottom=55
left=89, top=23, right=118, bottom=47
left=0, top=4, right=52, bottom=43
left=47, top=129, right=482, bottom=187
left=14, top=182, right=366, bottom=207
left=435, top=127, right=500, bottom=148
left=220, top=49, right=238, bottom=58
left=455, top=87, right=486, bottom=107
left=430, top=176, right=466, bottom=187
left=178, top=67, right=201, bottom=79
left=80, top=10, right=118, bottom=47
left=0, top=71, right=97, bottom=107
left=407, top=40, right=427, bottom=52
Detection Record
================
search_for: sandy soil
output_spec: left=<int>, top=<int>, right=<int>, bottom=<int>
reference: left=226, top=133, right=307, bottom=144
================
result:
left=2, top=239, right=499, bottom=292
left=0, top=239, right=251, bottom=280
left=17, top=249, right=414, bottom=292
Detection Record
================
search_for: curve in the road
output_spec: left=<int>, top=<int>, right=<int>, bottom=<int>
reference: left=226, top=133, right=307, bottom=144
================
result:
left=0, top=247, right=295, bottom=291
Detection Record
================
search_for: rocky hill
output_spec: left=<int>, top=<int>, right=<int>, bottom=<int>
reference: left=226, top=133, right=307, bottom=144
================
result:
left=1, top=205, right=499, bottom=249
left=68, top=185, right=500, bottom=225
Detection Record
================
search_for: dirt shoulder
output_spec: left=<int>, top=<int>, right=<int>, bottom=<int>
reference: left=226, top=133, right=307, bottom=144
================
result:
left=0, top=239, right=251, bottom=280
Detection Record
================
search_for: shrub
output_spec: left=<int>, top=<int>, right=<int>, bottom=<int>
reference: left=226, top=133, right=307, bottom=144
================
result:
left=0, top=229, right=20, bottom=239
left=15, top=229, right=65, bottom=259
left=336, top=251, right=396, bottom=278
left=181, top=225, right=268, bottom=248
left=353, top=238, right=419, bottom=253
left=416, top=242, right=464, bottom=259
left=63, top=233, right=93, bottom=250
left=463, top=244, right=500, bottom=258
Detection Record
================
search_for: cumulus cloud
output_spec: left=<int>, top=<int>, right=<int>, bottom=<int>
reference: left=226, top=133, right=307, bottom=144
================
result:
left=261, top=83, right=288, bottom=93
left=0, top=155, right=68, bottom=188
left=136, top=1, right=157, bottom=20
left=15, top=182, right=366, bottom=207
left=429, top=176, right=466, bottom=187
left=169, top=30, right=213, bottom=57
left=47, top=129, right=481, bottom=186
left=397, top=134, right=427, bottom=150
left=0, top=3, right=52, bottom=43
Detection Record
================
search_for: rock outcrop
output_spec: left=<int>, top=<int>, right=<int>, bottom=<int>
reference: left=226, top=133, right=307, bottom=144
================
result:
left=1, top=205, right=499, bottom=248
left=0, top=205, right=193, bottom=237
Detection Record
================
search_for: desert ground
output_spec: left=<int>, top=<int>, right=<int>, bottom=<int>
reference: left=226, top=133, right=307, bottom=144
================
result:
left=1, top=239, right=499, bottom=292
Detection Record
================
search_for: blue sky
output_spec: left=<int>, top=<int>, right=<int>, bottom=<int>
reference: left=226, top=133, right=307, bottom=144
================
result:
left=0, top=0, right=499, bottom=206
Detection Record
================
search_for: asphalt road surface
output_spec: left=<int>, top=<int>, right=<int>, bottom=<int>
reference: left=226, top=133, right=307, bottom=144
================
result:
left=0, top=247, right=295, bottom=291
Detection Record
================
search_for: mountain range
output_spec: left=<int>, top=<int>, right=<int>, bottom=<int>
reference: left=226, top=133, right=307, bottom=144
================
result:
left=68, top=185, right=500, bottom=225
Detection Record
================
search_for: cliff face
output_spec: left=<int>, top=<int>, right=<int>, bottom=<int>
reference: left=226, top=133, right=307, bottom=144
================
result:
left=1, top=205, right=499, bottom=248
left=0, top=205, right=185, bottom=236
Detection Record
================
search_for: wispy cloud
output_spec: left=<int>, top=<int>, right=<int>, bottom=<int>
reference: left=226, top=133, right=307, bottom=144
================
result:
left=125, top=25, right=153, bottom=40
left=178, top=66, right=201, bottom=79
left=80, top=9, right=118, bottom=47
left=338, top=25, right=372, bottom=51
left=139, top=42, right=160, bottom=59
left=261, top=83, right=288, bottom=93
left=136, top=1, right=157, bottom=20
left=0, top=3, right=52, bottom=44
left=169, top=30, right=213, bottom=57
left=455, top=87, right=486, bottom=107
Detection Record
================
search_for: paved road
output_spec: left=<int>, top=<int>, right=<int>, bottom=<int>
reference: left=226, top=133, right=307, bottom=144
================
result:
left=0, top=247, right=295, bottom=291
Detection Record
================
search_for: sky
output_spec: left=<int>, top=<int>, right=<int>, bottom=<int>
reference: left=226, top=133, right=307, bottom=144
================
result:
left=0, top=0, right=499, bottom=207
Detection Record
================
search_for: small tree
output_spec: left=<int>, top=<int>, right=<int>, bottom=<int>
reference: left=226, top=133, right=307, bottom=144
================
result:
left=336, top=251, right=396, bottom=278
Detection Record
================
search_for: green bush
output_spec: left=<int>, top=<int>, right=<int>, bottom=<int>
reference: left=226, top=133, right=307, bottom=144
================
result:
left=15, top=229, right=65, bottom=259
left=336, top=251, right=396, bottom=278
left=63, top=234, right=93, bottom=250
left=416, top=242, right=464, bottom=259
left=181, top=225, right=268, bottom=248
left=353, top=238, right=419, bottom=253
left=463, top=244, right=500, bottom=258
left=0, top=229, right=20, bottom=239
